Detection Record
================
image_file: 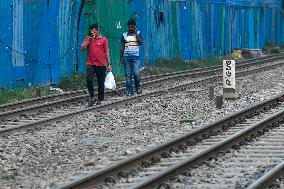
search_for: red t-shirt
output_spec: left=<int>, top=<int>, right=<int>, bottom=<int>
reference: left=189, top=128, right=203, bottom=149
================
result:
left=83, top=35, right=109, bottom=66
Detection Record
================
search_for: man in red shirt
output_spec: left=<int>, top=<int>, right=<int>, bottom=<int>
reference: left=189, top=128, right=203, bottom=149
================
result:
left=81, top=24, right=111, bottom=106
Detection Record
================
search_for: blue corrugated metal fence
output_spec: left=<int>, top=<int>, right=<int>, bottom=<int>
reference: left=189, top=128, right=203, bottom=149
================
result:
left=0, top=0, right=283, bottom=88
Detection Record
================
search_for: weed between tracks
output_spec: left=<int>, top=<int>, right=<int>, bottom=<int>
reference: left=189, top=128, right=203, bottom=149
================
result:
left=0, top=87, right=54, bottom=105
left=0, top=171, right=19, bottom=180
left=0, top=55, right=248, bottom=105
left=141, top=56, right=223, bottom=75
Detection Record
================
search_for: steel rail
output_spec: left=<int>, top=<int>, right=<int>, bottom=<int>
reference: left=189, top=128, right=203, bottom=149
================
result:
left=0, top=54, right=283, bottom=113
left=130, top=106, right=284, bottom=189
left=0, top=61, right=283, bottom=136
left=55, top=92, right=284, bottom=189
left=1, top=60, right=283, bottom=136
left=246, top=161, right=284, bottom=189
left=1, top=56, right=284, bottom=121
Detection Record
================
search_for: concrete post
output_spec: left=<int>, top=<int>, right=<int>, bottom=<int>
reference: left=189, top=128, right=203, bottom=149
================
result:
left=216, top=95, right=223, bottom=109
left=209, top=85, right=214, bottom=100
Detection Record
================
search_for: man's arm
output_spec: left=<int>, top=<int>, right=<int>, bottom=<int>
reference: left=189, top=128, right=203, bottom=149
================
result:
left=105, top=50, right=112, bottom=72
left=135, top=29, right=143, bottom=45
left=80, top=37, right=91, bottom=50
left=103, top=39, right=111, bottom=71
left=136, top=33, right=143, bottom=45
left=103, top=39, right=111, bottom=65
left=105, top=50, right=110, bottom=64
left=120, top=42, right=125, bottom=65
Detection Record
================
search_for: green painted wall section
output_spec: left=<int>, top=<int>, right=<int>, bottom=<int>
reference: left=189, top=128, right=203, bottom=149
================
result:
left=80, top=0, right=131, bottom=75
left=171, top=3, right=180, bottom=57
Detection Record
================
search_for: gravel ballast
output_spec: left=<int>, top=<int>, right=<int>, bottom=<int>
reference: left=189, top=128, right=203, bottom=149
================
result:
left=1, top=66, right=284, bottom=188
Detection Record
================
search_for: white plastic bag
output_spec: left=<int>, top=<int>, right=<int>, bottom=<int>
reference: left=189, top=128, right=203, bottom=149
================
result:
left=104, top=72, right=116, bottom=89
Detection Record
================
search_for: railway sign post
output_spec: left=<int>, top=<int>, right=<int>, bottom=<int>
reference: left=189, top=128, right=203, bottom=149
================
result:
left=223, top=60, right=237, bottom=99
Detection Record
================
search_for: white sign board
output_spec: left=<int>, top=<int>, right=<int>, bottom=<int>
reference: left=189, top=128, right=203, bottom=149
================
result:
left=223, top=60, right=235, bottom=89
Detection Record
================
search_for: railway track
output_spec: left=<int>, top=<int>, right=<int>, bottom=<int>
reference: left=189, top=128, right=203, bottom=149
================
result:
left=0, top=54, right=283, bottom=114
left=246, top=161, right=284, bottom=189
left=56, top=92, right=284, bottom=189
left=0, top=55, right=284, bottom=136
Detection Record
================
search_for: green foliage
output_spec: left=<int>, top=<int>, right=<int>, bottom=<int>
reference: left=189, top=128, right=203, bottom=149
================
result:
left=113, top=73, right=124, bottom=83
left=0, top=87, right=53, bottom=105
left=57, top=73, right=124, bottom=91
left=270, top=48, right=280, bottom=54
left=264, top=41, right=281, bottom=54
left=264, top=41, right=276, bottom=48
left=263, top=41, right=281, bottom=54
left=0, top=55, right=233, bottom=105
left=0, top=72, right=125, bottom=105
left=57, top=74, right=86, bottom=91
left=155, top=57, right=195, bottom=73
left=143, top=56, right=222, bottom=75
left=196, top=57, right=223, bottom=67
left=0, top=171, right=19, bottom=180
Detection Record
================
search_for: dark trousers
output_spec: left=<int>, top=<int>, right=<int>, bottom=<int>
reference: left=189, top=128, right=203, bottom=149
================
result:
left=86, top=65, right=106, bottom=101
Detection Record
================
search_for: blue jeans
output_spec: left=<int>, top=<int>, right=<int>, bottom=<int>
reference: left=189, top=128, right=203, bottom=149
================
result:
left=124, top=58, right=141, bottom=95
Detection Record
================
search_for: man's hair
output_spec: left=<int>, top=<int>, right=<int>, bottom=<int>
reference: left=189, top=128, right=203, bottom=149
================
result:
left=89, top=24, right=99, bottom=31
left=127, top=18, right=136, bottom=26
